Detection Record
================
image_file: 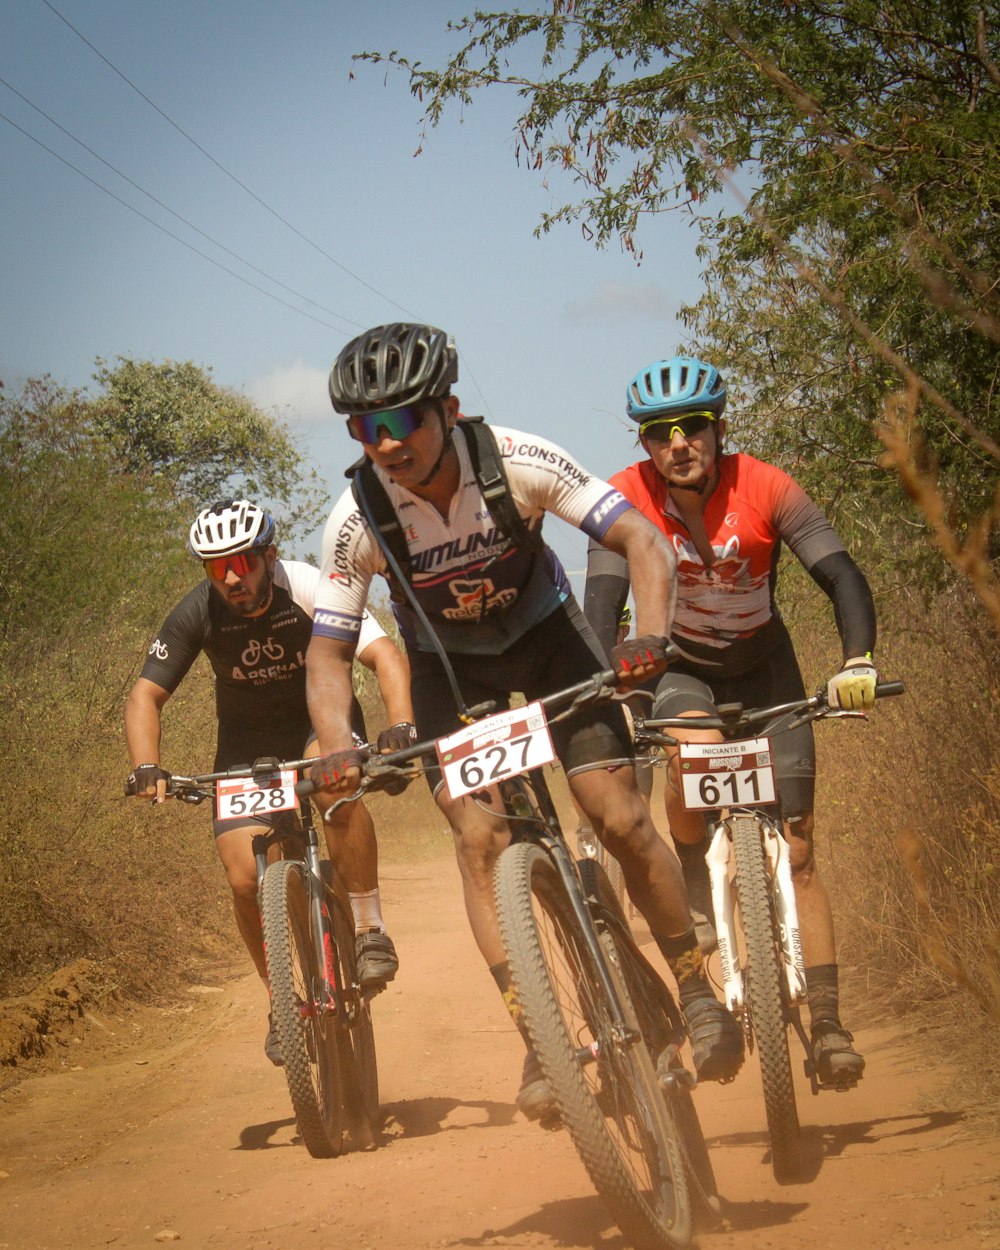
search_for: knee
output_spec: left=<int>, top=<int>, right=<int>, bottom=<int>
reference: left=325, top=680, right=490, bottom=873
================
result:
left=227, top=870, right=258, bottom=905
left=596, top=804, right=653, bottom=860
left=452, top=814, right=509, bottom=879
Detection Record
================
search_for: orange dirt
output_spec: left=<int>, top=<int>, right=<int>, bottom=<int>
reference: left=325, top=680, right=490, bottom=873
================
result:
left=1, top=854, right=997, bottom=1250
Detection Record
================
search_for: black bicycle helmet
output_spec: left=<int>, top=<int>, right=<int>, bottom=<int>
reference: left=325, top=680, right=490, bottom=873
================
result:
left=328, top=322, right=459, bottom=415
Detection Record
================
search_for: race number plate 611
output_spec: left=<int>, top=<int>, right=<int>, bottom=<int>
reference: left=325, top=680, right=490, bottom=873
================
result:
left=678, top=738, right=776, bottom=810
left=436, top=702, right=555, bottom=801
left=215, top=770, right=298, bottom=822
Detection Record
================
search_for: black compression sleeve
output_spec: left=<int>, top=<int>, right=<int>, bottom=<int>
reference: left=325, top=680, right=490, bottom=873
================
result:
left=584, top=538, right=630, bottom=659
left=808, top=550, right=877, bottom=661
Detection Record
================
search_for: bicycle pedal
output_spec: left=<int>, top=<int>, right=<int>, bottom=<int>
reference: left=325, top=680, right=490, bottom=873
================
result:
left=805, top=1058, right=859, bottom=1093
left=538, top=1108, right=564, bottom=1132
left=823, top=1075, right=860, bottom=1093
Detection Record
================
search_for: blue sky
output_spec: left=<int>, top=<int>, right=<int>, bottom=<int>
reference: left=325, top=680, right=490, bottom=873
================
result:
left=2, top=0, right=712, bottom=583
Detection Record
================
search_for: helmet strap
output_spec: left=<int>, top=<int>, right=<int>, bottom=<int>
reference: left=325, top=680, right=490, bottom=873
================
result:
left=415, top=407, right=454, bottom=488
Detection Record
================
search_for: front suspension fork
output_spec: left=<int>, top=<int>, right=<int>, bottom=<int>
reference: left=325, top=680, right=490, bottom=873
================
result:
left=705, top=813, right=808, bottom=1015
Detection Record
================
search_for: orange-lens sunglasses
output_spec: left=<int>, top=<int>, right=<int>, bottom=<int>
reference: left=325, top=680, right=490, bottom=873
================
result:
left=203, top=551, right=261, bottom=580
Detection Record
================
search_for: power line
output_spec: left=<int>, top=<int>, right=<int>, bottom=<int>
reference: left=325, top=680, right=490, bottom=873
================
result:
left=40, top=0, right=423, bottom=322
left=27, top=0, right=497, bottom=417
left=0, top=75, right=365, bottom=332
left=0, top=109, right=356, bottom=334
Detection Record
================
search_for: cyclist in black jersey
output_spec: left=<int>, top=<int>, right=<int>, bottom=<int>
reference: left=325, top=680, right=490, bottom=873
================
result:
left=124, top=499, right=413, bottom=1064
left=306, top=323, right=745, bottom=1120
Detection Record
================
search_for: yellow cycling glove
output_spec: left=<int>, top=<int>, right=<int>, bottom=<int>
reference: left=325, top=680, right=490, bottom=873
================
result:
left=827, top=656, right=878, bottom=711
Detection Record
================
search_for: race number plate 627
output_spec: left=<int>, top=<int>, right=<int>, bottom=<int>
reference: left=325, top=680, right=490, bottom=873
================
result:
left=678, top=738, right=776, bottom=810
left=436, top=702, right=555, bottom=801
left=216, top=770, right=298, bottom=822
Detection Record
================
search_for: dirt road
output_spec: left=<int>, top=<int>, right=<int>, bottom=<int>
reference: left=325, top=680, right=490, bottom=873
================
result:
left=1, top=854, right=996, bottom=1250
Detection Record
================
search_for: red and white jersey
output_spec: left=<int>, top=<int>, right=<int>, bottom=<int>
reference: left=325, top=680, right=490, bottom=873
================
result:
left=610, top=454, right=844, bottom=665
left=314, top=424, right=632, bottom=656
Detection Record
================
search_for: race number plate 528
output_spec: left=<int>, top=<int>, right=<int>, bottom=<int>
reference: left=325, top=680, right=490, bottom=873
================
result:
left=436, top=702, right=555, bottom=801
left=678, top=738, right=776, bottom=810
left=216, top=770, right=298, bottom=822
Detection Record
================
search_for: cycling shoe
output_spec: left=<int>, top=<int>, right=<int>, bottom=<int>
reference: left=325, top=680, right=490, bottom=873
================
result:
left=356, top=929, right=399, bottom=988
left=812, top=1021, right=865, bottom=1087
left=516, top=1050, right=559, bottom=1124
left=682, top=995, right=744, bottom=1082
left=264, top=1012, right=283, bottom=1067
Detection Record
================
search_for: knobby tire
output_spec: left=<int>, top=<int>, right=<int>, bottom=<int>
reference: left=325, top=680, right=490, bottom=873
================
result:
left=262, top=860, right=345, bottom=1158
left=581, top=859, right=721, bottom=1227
left=731, top=814, right=802, bottom=1182
left=605, top=852, right=628, bottom=915
left=323, top=863, right=379, bottom=1147
left=496, top=841, right=692, bottom=1250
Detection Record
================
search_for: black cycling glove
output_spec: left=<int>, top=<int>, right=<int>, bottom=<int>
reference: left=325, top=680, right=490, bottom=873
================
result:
left=610, top=634, right=672, bottom=686
left=125, top=763, right=171, bottom=797
left=376, top=722, right=419, bottom=754
left=309, top=749, right=366, bottom=791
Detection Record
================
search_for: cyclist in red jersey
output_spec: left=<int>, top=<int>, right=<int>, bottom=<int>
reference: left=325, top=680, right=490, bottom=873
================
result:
left=585, top=356, right=878, bottom=1087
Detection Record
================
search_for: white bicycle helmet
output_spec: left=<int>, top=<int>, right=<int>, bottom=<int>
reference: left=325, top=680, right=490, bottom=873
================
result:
left=188, top=499, right=275, bottom=558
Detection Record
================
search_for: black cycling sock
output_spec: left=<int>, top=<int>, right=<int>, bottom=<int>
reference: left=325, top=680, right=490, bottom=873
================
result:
left=805, top=963, right=841, bottom=1030
left=655, top=927, right=712, bottom=1007
left=490, top=961, right=532, bottom=1047
left=672, top=836, right=712, bottom=918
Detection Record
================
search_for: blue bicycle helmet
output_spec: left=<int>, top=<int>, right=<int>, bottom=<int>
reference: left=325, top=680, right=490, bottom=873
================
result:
left=626, top=356, right=727, bottom=422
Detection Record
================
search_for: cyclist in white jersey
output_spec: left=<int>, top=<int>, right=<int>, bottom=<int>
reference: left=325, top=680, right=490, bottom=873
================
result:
left=305, top=324, right=745, bottom=1120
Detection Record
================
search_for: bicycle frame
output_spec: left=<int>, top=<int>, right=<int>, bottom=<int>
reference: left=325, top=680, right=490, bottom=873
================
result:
left=500, top=772, right=649, bottom=1056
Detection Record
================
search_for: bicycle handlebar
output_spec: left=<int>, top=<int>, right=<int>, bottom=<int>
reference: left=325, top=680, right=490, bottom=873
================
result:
left=165, top=757, right=318, bottom=805
left=297, top=666, right=626, bottom=806
left=297, top=664, right=903, bottom=811
left=633, top=678, right=905, bottom=744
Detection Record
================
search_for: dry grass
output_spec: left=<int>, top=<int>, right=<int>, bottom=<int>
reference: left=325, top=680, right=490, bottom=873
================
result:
left=793, top=582, right=1000, bottom=1118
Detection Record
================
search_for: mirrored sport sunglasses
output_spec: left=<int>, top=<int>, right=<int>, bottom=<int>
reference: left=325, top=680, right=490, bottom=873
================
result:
left=639, top=411, right=718, bottom=442
left=346, top=404, right=426, bottom=444
left=203, top=550, right=261, bottom=580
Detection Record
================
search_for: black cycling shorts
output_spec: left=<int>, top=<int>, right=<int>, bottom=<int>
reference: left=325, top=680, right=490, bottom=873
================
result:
left=651, top=619, right=815, bottom=817
left=408, top=599, right=633, bottom=793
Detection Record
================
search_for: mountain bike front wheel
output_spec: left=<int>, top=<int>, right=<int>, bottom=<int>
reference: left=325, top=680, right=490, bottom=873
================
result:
left=322, top=863, right=379, bottom=1148
left=731, top=814, right=801, bottom=1182
left=496, top=841, right=691, bottom=1250
left=262, top=860, right=345, bottom=1158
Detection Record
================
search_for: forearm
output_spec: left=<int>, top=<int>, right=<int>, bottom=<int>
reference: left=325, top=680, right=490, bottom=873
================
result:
left=809, top=551, right=877, bottom=661
left=124, top=680, right=168, bottom=764
left=584, top=539, right=630, bottom=658
left=306, top=636, right=362, bottom=753
left=601, top=512, right=677, bottom=639
left=372, top=653, right=413, bottom=726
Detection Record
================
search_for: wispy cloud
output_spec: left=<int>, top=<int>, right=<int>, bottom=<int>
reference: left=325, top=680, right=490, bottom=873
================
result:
left=564, top=281, right=677, bottom=321
left=247, top=360, right=329, bottom=424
